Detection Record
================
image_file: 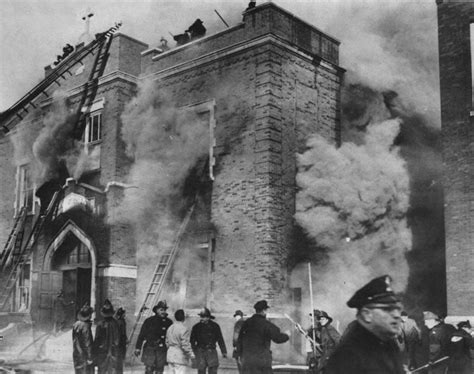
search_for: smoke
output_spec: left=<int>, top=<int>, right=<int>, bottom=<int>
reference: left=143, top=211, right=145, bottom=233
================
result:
left=114, top=79, right=210, bottom=309
left=294, top=118, right=411, bottom=324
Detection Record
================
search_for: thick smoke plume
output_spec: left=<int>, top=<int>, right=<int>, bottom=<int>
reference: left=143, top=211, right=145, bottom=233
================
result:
left=115, top=79, right=210, bottom=309
left=295, top=118, right=411, bottom=324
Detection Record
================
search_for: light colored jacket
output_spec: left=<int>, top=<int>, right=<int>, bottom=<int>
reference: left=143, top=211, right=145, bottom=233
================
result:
left=166, top=321, right=194, bottom=365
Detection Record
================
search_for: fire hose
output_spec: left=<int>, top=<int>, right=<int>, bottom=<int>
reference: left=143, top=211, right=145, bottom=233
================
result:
left=407, top=356, right=450, bottom=374
left=283, top=313, right=322, bottom=354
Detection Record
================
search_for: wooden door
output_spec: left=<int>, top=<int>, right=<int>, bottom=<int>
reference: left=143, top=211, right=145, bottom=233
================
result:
left=38, top=271, right=61, bottom=329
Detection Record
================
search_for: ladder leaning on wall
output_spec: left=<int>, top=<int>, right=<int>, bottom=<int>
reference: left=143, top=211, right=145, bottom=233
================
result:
left=0, top=189, right=62, bottom=312
left=126, top=202, right=196, bottom=358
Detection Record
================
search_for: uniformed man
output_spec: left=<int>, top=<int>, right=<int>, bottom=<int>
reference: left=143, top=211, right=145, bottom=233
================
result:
left=421, top=311, right=455, bottom=374
left=94, top=299, right=120, bottom=374
left=316, top=311, right=341, bottom=373
left=190, top=307, right=227, bottom=374
left=325, top=275, right=405, bottom=374
left=232, top=310, right=245, bottom=374
left=236, top=300, right=289, bottom=374
left=135, top=301, right=173, bottom=374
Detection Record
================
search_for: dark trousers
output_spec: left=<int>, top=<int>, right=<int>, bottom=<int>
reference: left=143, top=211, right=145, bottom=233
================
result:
left=145, top=367, right=164, bottom=374
left=198, top=368, right=218, bottom=374
left=240, top=365, right=273, bottom=374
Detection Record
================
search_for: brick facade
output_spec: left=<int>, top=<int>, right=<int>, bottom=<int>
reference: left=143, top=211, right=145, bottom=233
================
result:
left=437, top=0, right=474, bottom=318
left=0, top=3, right=342, bottom=357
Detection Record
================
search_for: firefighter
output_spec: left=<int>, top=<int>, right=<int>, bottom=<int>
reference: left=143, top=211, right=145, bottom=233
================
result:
left=236, top=300, right=289, bottom=374
left=316, top=311, right=341, bottom=373
left=448, top=320, right=473, bottom=374
left=190, top=307, right=227, bottom=374
left=421, top=311, right=455, bottom=374
left=186, top=19, right=206, bottom=40
left=114, top=307, right=127, bottom=374
left=134, top=300, right=173, bottom=374
left=93, top=299, right=120, bottom=374
left=72, top=304, right=94, bottom=374
left=325, top=275, right=405, bottom=374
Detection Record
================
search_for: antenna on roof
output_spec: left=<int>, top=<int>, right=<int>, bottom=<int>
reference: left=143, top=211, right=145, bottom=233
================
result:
left=214, top=9, right=229, bottom=28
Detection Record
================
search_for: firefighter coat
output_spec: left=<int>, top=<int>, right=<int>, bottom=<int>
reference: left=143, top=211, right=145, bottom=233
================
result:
left=448, top=328, right=473, bottom=374
left=93, top=316, right=120, bottom=374
left=136, top=314, right=173, bottom=368
left=236, top=314, right=289, bottom=371
left=318, top=323, right=341, bottom=370
left=325, top=321, right=405, bottom=374
left=72, top=319, right=93, bottom=373
left=190, top=320, right=227, bottom=369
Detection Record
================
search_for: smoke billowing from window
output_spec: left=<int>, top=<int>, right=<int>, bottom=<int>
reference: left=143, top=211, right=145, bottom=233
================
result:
left=114, top=79, right=210, bottom=310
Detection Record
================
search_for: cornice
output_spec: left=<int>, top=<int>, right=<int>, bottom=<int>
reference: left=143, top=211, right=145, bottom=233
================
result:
left=141, top=34, right=343, bottom=83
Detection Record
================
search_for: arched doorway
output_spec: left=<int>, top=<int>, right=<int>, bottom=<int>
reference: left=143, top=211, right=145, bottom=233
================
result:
left=39, top=221, right=97, bottom=330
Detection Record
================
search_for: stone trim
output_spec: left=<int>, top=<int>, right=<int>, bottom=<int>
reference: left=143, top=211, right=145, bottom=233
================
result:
left=97, top=264, right=137, bottom=279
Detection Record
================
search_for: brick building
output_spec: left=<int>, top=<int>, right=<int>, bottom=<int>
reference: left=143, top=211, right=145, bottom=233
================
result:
left=0, top=2, right=343, bottom=357
left=437, top=0, right=474, bottom=322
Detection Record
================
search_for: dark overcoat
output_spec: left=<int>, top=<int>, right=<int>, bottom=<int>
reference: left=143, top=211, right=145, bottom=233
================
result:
left=236, top=314, right=289, bottom=372
left=72, top=319, right=94, bottom=374
left=448, top=328, right=473, bottom=374
left=93, top=316, right=120, bottom=374
left=190, top=320, right=227, bottom=369
left=325, top=321, right=405, bottom=374
left=135, top=314, right=173, bottom=368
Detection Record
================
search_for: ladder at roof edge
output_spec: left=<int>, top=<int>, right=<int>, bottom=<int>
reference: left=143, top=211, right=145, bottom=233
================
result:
left=0, top=22, right=122, bottom=129
left=127, top=202, right=196, bottom=358
left=0, top=190, right=62, bottom=312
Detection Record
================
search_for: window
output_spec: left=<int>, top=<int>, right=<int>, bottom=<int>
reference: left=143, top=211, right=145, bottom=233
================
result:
left=471, top=23, right=474, bottom=110
left=82, top=112, right=102, bottom=144
left=14, top=263, right=31, bottom=312
left=16, top=164, right=35, bottom=214
left=66, top=242, right=91, bottom=265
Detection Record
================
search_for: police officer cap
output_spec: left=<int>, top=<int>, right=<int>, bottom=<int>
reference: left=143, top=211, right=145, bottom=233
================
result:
left=347, top=275, right=400, bottom=309
left=254, top=300, right=270, bottom=311
left=423, top=311, right=439, bottom=320
left=153, top=300, right=168, bottom=313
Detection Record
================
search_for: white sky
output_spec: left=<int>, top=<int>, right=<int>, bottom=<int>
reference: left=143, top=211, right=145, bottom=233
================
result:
left=0, top=0, right=439, bottom=116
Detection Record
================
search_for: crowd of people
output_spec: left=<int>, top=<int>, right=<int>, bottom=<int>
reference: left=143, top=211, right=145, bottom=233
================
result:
left=71, top=275, right=473, bottom=374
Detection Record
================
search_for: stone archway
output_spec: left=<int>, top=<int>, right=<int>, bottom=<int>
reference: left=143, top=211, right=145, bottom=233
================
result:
left=39, top=220, right=97, bottom=327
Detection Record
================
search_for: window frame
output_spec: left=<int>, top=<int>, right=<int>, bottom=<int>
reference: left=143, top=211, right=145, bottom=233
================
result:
left=16, top=163, right=37, bottom=215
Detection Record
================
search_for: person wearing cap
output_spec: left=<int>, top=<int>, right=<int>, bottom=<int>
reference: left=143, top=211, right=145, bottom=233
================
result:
left=232, top=310, right=245, bottom=374
left=190, top=307, right=227, bottom=374
left=236, top=300, right=289, bottom=374
left=325, top=275, right=405, bottom=374
left=135, top=300, right=173, bottom=374
left=447, top=320, right=473, bottom=374
left=72, top=304, right=94, bottom=374
left=166, top=309, right=195, bottom=374
left=114, top=307, right=127, bottom=374
left=93, top=299, right=120, bottom=374
left=316, top=311, right=341, bottom=373
left=420, top=311, right=455, bottom=374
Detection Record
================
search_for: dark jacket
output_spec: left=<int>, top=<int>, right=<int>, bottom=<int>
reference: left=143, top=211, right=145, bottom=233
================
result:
left=236, top=314, right=289, bottom=369
left=318, top=324, right=341, bottom=370
left=325, top=320, right=404, bottom=374
left=136, top=314, right=173, bottom=367
left=72, top=319, right=93, bottom=370
left=428, top=322, right=456, bottom=362
left=233, top=318, right=245, bottom=358
left=93, top=316, right=120, bottom=373
left=448, top=328, right=473, bottom=374
left=116, top=317, right=127, bottom=359
left=190, top=320, right=227, bottom=354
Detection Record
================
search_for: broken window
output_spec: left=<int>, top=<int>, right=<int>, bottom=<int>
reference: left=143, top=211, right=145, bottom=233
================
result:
left=14, top=263, right=31, bottom=312
left=16, top=164, right=36, bottom=214
left=471, top=23, right=474, bottom=111
left=82, top=111, right=102, bottom=144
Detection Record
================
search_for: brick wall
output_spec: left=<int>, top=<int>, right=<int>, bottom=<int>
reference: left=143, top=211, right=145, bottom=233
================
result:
left=437, top=0, right=474, bottom=316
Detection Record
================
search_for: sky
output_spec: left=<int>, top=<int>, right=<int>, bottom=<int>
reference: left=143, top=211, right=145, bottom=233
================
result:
left=0, top=0, right=440, bottom=122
